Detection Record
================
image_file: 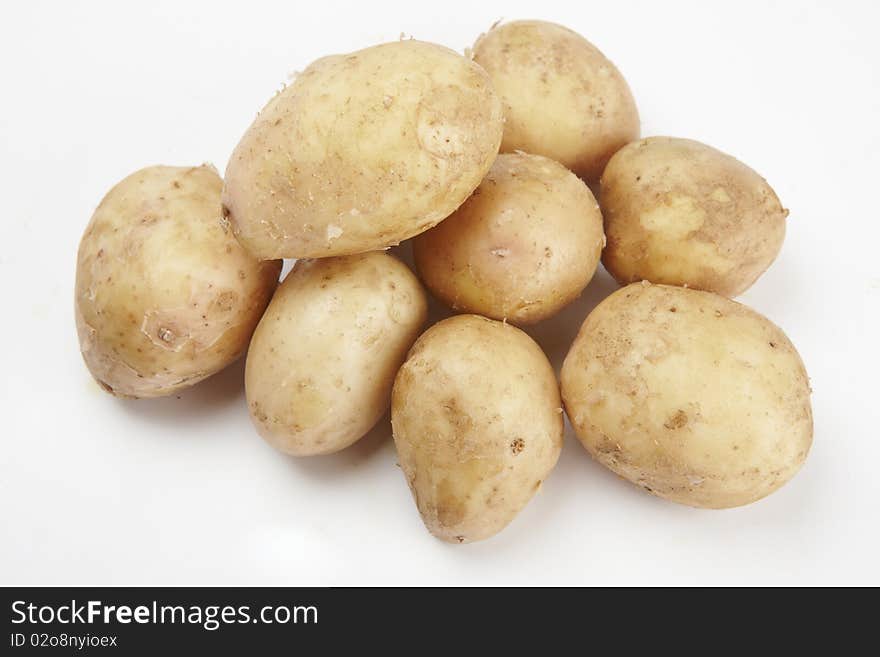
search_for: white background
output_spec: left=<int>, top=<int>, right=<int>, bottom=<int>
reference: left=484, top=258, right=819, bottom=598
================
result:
left=2, top=0, right=878, bottom=586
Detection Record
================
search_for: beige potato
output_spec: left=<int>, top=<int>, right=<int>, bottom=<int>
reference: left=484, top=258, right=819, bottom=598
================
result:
left=600, top=137, right=788, bottom=297
left=560, top=283, right=813, bottom=509
left=75, top=165, right=281, bottom=398
left=223, top=40, right=504, bottom=260
left=414, top=152, right=604, bottom=324
left=246, top=253, right=427, bottom=456
left=472, top=20, right=639, bottom=181
left=392, top=314, right=564, bottom=543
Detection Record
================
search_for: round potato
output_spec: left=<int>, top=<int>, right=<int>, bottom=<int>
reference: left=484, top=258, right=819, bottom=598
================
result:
left=600, top=137, right=788, bottom=297
left=223, top=40, right=504, bottom=260
left=75, top=165, right=281, bottom=398
left=560, top=283, right=813, bottom=509
left=472, top=20, right=639, bottom=181
left=246, top=252, right=427, bottom=456
left=413, top=152, right=604, bottom=324
left=392, top=314, right=564, bottom=543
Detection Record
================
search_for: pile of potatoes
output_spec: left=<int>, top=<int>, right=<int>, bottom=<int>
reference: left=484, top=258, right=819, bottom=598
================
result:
left=76, top=20, right=812, bottom=543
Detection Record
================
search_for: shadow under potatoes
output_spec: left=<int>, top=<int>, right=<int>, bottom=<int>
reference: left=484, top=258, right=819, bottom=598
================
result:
left=116, top=356, right=246, bottom=431
left=279, top=410, right=395, bottom=480
left=522, top=266, right=619, bottom=370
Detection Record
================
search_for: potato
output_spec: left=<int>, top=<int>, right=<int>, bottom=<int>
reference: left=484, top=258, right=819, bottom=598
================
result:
left=392, top=314, right=564, bottom=543
left=223, top=40, right=504, bottom=260
left=413, top=152, right=604, bottom=324
left=472, top=20, right=639, bottom=181
left=246, top=252, right=427, bottom=456
left=600, top=137, right=788, bottom=297
left=75, top=165, right=281, bottom=398
left=560, top=283, right=812, bottom=508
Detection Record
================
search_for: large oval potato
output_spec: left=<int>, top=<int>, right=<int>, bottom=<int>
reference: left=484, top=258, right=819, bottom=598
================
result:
left=246, top=252, right=427, bottom=456
left=600, top=137, right=788, bottom=297
left=75, top=165, right=281, bottom=398
left=413, top=152, right=604, bottom=324
left=392, top=314, right=564, bottom=543
left=560, top=283, right=813, bottom=508
left=223, top=40, right=504, bottom=260
left=472, top=20, right=639, bottom=181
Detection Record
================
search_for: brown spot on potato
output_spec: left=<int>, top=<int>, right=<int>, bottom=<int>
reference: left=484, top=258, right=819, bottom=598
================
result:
left=213, top=291, right=238, bottom=313
left=251, top=401, right=269, bottom=423
left=510, top=438, right=525, bottom=455
left=664, top=409, right=688, bottom=430
left=436, top=478, right=467, bottom=527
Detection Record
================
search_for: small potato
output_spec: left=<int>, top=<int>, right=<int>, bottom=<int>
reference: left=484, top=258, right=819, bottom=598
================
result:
left=392, top=314, right=564, bottom=543
left=600, top=137, right=788, bottom=297
left=472, top=20, right=639, bottom=181
left=246, top=253, right=427, bottom=456
left=75, top=165, right=281, bottom=398
left=413, top=152, right=604, bottom=325
left=560, top=283, right=813, bottom=509
left=223, top=40, right=503, bottom=260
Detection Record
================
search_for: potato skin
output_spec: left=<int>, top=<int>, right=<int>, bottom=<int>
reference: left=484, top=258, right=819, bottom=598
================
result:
left=560, top=283, right=812, bottom=509
left=246, top=253, right=427, bottom=456
left=392, top=315, right=564, bottom=543
left=600, top=137, right=788, bottom=297
left=223, top=40, right=504, bottom=260
left=75, top=165, right=281, bottom=398
left=413, top=152, right=605, bottom=325
left=472, top=20, right=639, bottom=181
